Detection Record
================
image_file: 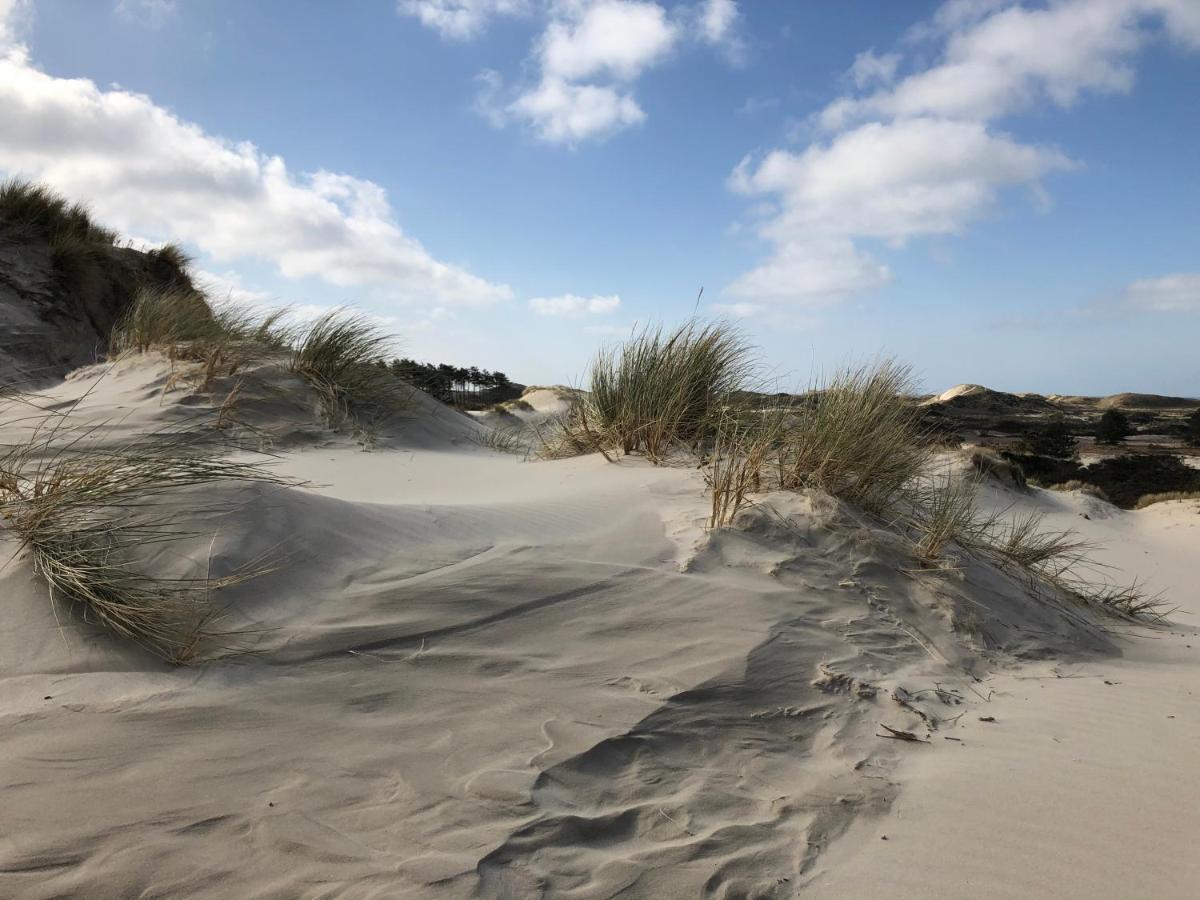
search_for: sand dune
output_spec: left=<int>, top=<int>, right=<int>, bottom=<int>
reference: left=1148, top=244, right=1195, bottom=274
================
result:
left=1, top=356, right=1197, bottom=898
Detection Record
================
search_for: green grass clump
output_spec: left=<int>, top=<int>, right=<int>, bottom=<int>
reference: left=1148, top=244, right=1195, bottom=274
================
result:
left=582, top=319, right=754, bottom=461
left=778, top=360, right=931, bottom=514
left=110, top=284, right=220, bottom=355
left=289, top=310, right=402, bottom=429
left=0, top=178, right=119, bottom=245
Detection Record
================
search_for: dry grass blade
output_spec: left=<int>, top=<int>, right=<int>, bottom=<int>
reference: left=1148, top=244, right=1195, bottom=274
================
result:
left=977, top=511, right=1096, bottom=577
left=0, top=423, right=290, bottom=663
left=909, top=472, right=987, bottom=564
left=705, top=405, right=789, bottom=528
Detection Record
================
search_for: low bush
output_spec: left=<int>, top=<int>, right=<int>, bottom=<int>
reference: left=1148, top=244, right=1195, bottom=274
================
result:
left=1020, top=419, right=1078, bottom=459
left=1135, top=490, right=1200, bottom=509
left=1084, top=454, right=1200, bottom=508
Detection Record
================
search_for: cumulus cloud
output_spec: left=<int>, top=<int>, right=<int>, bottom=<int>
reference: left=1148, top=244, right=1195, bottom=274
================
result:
left=540, top=1, right=677, bottom=82
left=1120, top=272, right=1200, bottom=312
left=0, top=35, right=512, bottom=307
left=503, top=1, right=678, bottom=143
left=821, top=0, right=1200, bottom=131
left=847, top=49, right=900, bottom=88
left=446, top=1, right=740, bottom=144
left=508, top=77, right=645, bottom=142
left=0, top=0, right=29, bottom=49
left=724, top=0, right=1199, bottom=310
left=696, top=0, right=744, bottom=63
left=397, top=0, right=531, bottom=40
left=528, top=293, right=621, bottom=316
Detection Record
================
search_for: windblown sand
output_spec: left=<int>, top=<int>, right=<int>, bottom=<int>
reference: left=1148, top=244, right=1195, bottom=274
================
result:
left=1, top=357, right=1196, bottom=898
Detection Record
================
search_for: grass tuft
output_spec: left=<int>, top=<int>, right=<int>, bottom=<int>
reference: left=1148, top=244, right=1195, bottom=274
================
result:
left=777, top=359, right=930, bottom=514
left=582, top=319, right=754, bottom=461
left=289, top=310, right=402, bottom=429
left=0, top=421, right=286, bottom=662
left=1134, top=490, right=1200, bottom=509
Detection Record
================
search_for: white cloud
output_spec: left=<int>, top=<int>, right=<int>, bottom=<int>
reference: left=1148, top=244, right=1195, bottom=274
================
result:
left=529, top=293, right=621, bottom=316
left=194, top=268, right=276, bottom=308
left=0, top=43, right=512, bottom=307
left=397, top=0, right=530, bottom=40
left=500, top=1, right=676, bottom=143
left=1121, top=272, right=1200, bottom=311
left=724, top=0, right=1199, bottom=311
left=0, top=0, right=30, bottom=49
left=848, top=49, right=900, bottom=88
left=725, top=238, right=891, bottom=304
left=540, top=1, right=677, bottom=81
left=822, top=0, right=1200, bottom=131
left=732, top=118, right=1071, bottom=244
left=696, top=0, right=744, bottom=63
left=461, top=1, right=735, bottom=144
left=508, top=77, right=645, bottom=142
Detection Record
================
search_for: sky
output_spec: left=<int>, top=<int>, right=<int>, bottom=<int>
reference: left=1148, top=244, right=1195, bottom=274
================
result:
left=0, top=0, right=1198, bottom=395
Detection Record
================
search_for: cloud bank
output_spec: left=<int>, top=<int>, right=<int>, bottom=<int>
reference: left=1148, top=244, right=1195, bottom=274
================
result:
left=726, top=0, right=1200, bottom=310
left=0, top=4, right=512, bottom=308
left=528, top=293, right=621, bottom=316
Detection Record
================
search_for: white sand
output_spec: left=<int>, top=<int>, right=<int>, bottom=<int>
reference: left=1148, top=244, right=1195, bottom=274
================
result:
left=1, top=357, right=1197, bottom=898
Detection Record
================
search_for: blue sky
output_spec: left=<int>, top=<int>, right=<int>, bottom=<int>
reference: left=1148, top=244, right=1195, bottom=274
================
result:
left=1, top=0, right=1197, bottom=394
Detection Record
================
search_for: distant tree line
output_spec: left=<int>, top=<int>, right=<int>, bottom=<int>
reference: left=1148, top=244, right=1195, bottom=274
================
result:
left=381, top=358, right=519, bottom=407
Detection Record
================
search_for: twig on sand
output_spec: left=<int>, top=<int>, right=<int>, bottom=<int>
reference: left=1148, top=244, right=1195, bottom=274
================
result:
left=658, top=807, right=694, bottom=836
left=877, top=724, right=930, bottom=744
left=892, top=687, right=939, bottom=732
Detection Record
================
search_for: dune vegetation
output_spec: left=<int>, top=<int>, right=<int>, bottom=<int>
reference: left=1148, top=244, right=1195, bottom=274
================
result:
left=554, top=319, right=1166, bottom=622
left=0, top=413, right=287, bottom=662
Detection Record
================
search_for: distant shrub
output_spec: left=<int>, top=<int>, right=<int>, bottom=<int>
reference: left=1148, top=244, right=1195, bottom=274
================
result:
left=1096, top=409, right=1133, bottom=445
left=1135, top=490, right=1200, bottom=509
left=1084, top=454, right=1200, bottom=508
left=1186, top=408, right=1200, bottom=447
left=1002, top=451, right=1082, bottom=487
left=1046, top=481, right=1112, bottom=503
left=1020, top=419, right=1077, bottom=459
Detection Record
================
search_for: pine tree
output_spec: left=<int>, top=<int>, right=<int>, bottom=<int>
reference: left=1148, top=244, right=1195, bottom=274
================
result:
left=1096, top=409, right=1133, bottom=445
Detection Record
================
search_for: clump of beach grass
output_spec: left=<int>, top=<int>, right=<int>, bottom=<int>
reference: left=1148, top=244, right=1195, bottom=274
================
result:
left=289, top=310, right=406, bottom=431
left=581, top=319, right=755, bottom=461
left=0, top=178, right=119, bottom=246
left=777, top=359, right=931, bottom=514
left=0, top=421, right=287, bottom=662
left=110, top=284, right=219, bottom=355
left=909, top=472, right=988, bottom=565
left=705, top=405, right=790, bottom=528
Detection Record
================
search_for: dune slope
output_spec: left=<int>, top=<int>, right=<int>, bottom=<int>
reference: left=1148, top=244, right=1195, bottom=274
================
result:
left=1, top=357, right=1196, bottom=899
